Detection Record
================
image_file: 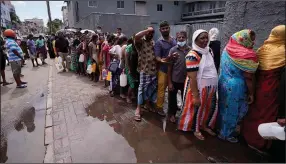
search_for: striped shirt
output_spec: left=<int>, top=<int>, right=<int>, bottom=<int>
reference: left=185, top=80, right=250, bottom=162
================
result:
left=5, top=38, right=23, bottom=61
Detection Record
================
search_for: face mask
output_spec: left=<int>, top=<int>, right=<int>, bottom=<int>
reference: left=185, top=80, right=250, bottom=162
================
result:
left=177, top=41, right=186, bottom=47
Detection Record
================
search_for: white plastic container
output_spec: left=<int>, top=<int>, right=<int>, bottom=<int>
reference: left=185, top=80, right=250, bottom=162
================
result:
left=120, top=73, right=127, bottom=87
left=258, top=122, right=285, bottom=140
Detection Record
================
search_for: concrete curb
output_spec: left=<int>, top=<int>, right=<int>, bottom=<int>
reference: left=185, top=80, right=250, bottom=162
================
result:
left=44, top=60, right=55, bottom=163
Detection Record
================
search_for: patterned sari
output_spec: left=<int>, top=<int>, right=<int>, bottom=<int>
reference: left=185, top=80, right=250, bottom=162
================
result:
left=178, top=29, right=218, bottom=132
left=218, top=30, right=259, bottom=140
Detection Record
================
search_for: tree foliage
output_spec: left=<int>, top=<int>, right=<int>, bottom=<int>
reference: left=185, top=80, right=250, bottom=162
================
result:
left=47, top=19, right=63, bottom=34
left=10, top=12, right=21, bottom=24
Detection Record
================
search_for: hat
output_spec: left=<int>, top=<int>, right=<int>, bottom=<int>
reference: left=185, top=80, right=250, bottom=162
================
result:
left=4, top=29, right=16, bottom=38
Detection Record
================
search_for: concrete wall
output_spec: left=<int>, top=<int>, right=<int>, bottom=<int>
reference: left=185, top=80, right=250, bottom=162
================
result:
left=74, top=13, right=150, bottom=37
left=66, top=1, right=75, bottom=28
left=222, top=1, right=285, bottom=49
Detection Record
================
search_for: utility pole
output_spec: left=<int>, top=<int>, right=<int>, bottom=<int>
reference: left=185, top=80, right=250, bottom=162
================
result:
left=46, top=0, right=52, bottom=34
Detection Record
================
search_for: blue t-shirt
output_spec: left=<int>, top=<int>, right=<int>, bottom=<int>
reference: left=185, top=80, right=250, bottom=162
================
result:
left=154, top=37, right=177, bottom=73
left=5, top=38, right=23, bottom=61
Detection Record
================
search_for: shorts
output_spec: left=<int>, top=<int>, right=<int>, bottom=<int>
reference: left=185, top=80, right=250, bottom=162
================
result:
left=10, top=60, right=22, bottom=75
left=58, top=52, right=69, bottom=62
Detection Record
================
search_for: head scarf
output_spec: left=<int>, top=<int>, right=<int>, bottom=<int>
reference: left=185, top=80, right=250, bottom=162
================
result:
left=192, top=29, right=210, bottom=55
left=209, top=28, right=219, bottom=41
left=257, top=25, right=285, bottom=70
left=225, top=29, right=259, bottom=73
left=191, top=29, right=218, bottom=89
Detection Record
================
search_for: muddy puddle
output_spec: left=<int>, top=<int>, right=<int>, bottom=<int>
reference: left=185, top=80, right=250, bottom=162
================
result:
left=0, top=92, right=47, bottom=163
left=79, top=95, right=267, bottom=163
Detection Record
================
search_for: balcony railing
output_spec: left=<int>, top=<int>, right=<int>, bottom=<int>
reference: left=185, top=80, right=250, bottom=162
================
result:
left=182, top=7, right=226, bottom=18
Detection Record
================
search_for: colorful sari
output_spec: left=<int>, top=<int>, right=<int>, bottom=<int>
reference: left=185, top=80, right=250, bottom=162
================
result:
left=242, top=25, right=285, bottom=150
left=218, top=30, right=259, bottom=141
left=178, top=30, right=218, bottom=132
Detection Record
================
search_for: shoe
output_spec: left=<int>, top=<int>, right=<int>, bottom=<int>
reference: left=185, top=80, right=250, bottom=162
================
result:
left=16, top=84, right=27, bottom=88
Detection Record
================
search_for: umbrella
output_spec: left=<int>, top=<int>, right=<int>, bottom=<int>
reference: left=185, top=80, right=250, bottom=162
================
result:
left=66, top=28, right=77, bottom=33
left=80, top=29, right=95, bottom=34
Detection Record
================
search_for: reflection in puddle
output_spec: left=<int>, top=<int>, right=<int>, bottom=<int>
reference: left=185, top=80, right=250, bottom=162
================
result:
left=1, top=106, right=36, bottom=163
left=81, top=95, right=268, bottom=163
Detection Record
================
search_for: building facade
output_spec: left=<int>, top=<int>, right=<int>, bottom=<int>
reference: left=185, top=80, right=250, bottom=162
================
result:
left=62, top=6, right=69, bottom=28
left=66, top=0, right=185, bottom=28
left=65, top=0, right=226, bottom=38
left=0, top=1, right=12, bottom=29
left=19, top=18, right=45, bottom=36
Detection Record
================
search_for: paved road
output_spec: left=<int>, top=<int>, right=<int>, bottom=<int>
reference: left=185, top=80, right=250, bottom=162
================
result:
left=1, top=59, right=49, bottom=163
left=44, top=60, right=267, bottom=163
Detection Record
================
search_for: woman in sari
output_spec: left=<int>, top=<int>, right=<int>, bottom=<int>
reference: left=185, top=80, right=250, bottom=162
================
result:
left=218, top=30, right=259, bottom=143
left=178, top=29, right=218, bottom=140
left=36, top=35, right=47, bottom=64
left=242, top=25, right=285, bottom=151
left=70, top=35, right=81, bottom=72
left=77, top=36, right=89, bottom=75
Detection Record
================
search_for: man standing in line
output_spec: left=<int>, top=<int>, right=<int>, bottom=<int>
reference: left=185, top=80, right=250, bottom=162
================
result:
left=133, top=26, right=157, bottom=121
left=116, top=28, right=125, bottom=38
left=4, top=29, right=27, bottom=88
left=167, top=31, right=190, bottom=123
left=154, top=21, right=177, bottom=116
left=55, top=33, right=70, bottom=72
left=27, top=34, right=39, bottom=67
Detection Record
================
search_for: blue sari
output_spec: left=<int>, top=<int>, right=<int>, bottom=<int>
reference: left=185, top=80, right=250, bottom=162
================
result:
left=218, top=51, right=248, bottom=139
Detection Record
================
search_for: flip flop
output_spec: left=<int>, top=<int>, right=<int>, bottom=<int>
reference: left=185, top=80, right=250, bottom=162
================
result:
left=134, top=113, right=141, bottom=121
left=194, top=132, right=205, bottom=140
left=203, top=128, right=216, bottom=136
left=3, top=82, right=13, bottom=86
left=16, top=85, right=27, bottom=89
left=21, top=82, right=28, bottom=85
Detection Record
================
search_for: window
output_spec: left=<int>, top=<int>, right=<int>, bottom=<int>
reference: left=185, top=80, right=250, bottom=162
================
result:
left=210, top=2, right=216, bottom=9
left=157, top=4, right=163, bottom=11
left=188, top=4, right=195, bottom=12
left=88, top=1, right=97, bottom=7
left=117, top=1, right=124, bottom=9
left=174, top=1, right=179, bottom=6
left=219, top=1, right=226, bottom=8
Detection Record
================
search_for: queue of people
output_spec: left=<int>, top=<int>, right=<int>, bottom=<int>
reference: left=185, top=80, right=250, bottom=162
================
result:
left=1, top=22, right=284, bottom=161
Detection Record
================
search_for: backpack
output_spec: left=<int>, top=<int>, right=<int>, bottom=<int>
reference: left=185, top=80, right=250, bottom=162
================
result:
left=108, top=60, right=119, bottom=74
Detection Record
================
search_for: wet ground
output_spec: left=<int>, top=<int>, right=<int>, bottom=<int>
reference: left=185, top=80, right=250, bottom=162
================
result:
left=72, top=94, right=268, bottom=163
left=1, top=59, right=49, bottom=163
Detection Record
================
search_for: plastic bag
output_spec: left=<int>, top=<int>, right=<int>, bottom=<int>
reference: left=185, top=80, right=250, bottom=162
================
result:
left=86, top=64, right=92, bottom=74
left=55, top=57, right=64, bottom=72
left=79, top=54, right=85, bottom=62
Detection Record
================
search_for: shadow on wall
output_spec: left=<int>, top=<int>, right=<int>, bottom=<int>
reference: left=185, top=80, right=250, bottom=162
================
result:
left=221, top=1, right=285, bottom=49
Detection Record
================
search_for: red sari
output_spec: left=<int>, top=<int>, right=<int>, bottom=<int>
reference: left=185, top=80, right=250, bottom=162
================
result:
left=241, top=67, right=284, bottom=150
left=102, top=44, right=111, bottom=68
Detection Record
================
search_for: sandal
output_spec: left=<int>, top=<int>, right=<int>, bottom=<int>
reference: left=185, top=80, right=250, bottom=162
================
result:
left=226, top=137, right=238, bottom=143
left=144, top=105, right=156, bottom=113
left=21, top=82, right=28, bottom=85
left=194, top=132, right=205, bottom=140
left=126, top=98, right=132, bottom=104
left=203, top=128, right=216, bottom=136
left=169, top=115, right=176, bottom=123
left=3, top=82, right=13, bottom=86
left=134, top=111, right=141, bottom=121
left=157, top=110, right=166, bottom=117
